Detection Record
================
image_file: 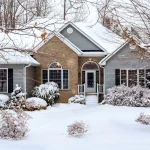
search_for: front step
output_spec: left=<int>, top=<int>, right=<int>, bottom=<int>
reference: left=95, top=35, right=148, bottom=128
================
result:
left=86, top=95, right=98, bottom=105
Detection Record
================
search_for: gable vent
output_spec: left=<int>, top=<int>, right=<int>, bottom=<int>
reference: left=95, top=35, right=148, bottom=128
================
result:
left=67, top=27, right=73, bottom=34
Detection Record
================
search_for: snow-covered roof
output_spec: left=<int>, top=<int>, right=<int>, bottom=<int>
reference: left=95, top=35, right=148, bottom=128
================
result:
left=0, top=18, right=65, bottom=52
left=33, top=20, right=126, bottom=55
left=74, top=22, right=125, bottom=54
left=0, top=17, right=126, bottom=62
left=99, top=41, right=128, bottom=66
left=0, top=50, right=40, bottom=66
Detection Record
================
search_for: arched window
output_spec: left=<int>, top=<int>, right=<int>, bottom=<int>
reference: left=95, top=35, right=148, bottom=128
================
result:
left=82, top=61, right=99, bottom=70
left=42, top=62, right=69, bottom=89
left=49, top=62, right=62, bottom=69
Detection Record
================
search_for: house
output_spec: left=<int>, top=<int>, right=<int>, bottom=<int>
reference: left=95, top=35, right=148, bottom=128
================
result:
left=33, top=21, right=124, bottom=102
left=1, top=20, right=149, bottom=103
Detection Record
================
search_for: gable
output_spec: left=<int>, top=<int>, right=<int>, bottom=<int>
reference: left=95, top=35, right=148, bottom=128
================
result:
left=35, top=32, right=82, bottom=55
left=106, top=44, right=150, bottom=69
left=60, top=24, right=104, bottom=52
left=35, top=36, right=79, bottom=68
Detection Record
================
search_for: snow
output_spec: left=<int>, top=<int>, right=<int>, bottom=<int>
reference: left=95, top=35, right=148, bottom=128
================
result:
left=68, top=95, right=85, bottom=104
left=26, top=97, right=47, bottom=107
left=0, top=104, right=150, bottom=150
left=0, top=50, right=40, bottom=65
left=0, top=94, right=9, bottom=107
left=86, top=95, right=98, bottom=104
left=75, top=22, right=125, bottom=53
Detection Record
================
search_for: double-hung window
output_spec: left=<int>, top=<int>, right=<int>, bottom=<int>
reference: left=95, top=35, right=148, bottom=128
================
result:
left=0, top=69, right=8, bottom=93
left=42, top=62, right=69, bottom=89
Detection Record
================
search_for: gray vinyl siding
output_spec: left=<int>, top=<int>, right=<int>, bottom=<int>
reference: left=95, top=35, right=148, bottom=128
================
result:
left=60, top=25, right=103, bottom=51
left=0, top=64, right=25, bottom=96
left=26, top=66, right=35, bottom=97
left=104, top=44, right=150, bottom=94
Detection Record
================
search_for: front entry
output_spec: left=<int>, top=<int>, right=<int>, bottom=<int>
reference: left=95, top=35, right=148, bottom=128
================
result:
left=85, top=70, right=96, bottom=93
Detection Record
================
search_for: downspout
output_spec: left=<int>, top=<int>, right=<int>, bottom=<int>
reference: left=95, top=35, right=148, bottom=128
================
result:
left=23, top=64, right=31, bottom=98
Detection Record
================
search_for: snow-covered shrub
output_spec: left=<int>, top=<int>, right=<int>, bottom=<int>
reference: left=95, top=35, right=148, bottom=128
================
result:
left=26, top=97, right=47, bottom=111
left=68, top=95, right=86, bottom=104
left=136, top=113, right=150, bottom=125
left=0, top=109, right=30, bottom=139
left=102, top=85, right=150, bottom=107
left=32, top=82, right=60, bottom=106
left=67, top=121, right=89, bottom=137
left=8, top=85, right=26, bottom=110
left=0, top=94, right=9, bottom=109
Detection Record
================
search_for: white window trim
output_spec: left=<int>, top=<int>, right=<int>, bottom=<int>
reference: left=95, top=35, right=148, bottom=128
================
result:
left=120, top=69, right=150, bottom=87
left=41, top=69, right=69, bottom=90
left=0, top=68, right=8, bottom=93
left=62, top=69, right=69, bottom=90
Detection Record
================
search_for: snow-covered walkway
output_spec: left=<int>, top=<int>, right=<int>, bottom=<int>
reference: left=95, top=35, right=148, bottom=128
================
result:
left=1, top=104, right=150, bottom=150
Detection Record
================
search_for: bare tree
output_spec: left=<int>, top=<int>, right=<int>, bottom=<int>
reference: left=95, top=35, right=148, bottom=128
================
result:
left=95, top=0, right=150, bottom=52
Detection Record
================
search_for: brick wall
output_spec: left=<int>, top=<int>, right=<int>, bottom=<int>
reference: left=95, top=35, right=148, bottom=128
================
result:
left=34, top=36, right=78, bottom=103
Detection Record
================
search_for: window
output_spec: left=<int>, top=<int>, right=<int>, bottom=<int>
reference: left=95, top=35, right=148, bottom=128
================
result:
left=119, top=69, right=150, bottom=88
left=121, top=70, right=127, bottom=85
left=42, top=62, right=69, bottom=89
left=42, top=70, right=48, bottom=83
left=0, top=69, right=8, bottom=93
left=49, top=70, right=62, bottom=88
left=63, top=70, right=68, bottom=89
left=128, top=70, right=137, bottom=86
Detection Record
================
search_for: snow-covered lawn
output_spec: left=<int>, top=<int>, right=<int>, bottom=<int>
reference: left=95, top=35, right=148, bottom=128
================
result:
left=1, top=104, right=150, bottom=150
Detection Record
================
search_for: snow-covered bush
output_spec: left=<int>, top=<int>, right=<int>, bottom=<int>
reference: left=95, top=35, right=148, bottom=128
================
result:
left=102, top=85, right=150, bottom=107
left=8, top=85, right=26, bottom=110
left=0, top=109, right=30, bottom=139
left=0, top=94, right=9, bottom=109
left=26, top=97, right=47, bottom=111
left=136, top=113, right=150, bottom=125
left=68, top=95, right=86, bottom=104
left=32, top=82, right=60, bottom=106
left=67, top=121, right=89, bottom=137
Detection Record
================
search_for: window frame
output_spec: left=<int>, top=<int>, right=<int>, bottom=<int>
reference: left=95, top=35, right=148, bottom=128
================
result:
left=120, top=69, right=150, bottom=87
left=41, top=68, right=69, bottom=90
left=0, top=68, right=8, bottom=93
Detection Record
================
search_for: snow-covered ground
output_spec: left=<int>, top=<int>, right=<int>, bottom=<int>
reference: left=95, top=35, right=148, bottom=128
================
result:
left=1, top=104, right=150, bottom=150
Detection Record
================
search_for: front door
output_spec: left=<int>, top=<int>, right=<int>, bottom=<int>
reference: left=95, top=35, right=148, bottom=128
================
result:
left=85, top=71, right=96, bottom=93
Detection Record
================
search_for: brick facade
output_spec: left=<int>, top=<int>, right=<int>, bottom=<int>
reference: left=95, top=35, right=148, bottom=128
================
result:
left=34, top=36, right=78, bottom=103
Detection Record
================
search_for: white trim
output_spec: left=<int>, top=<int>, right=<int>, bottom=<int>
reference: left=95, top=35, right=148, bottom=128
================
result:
left=24, top=64, right=31, bottom=97
left=99, top=41, right=128, bottom=66
left=0, top=68, right=8, bottom=93
left=80, top=52, right=107, bottom=57
left=85, top=70, right=96, bottom=93
left=41, top=68, right=69, bottom=90
left=103, top=67, right=105, bottom=95
left=81, top=61, right=100, bottom=93
left=34, top=32, right=83, bottom=55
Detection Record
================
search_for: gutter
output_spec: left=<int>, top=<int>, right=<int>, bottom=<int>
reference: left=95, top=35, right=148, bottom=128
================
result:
left=23, top=64, right=31, bottom=98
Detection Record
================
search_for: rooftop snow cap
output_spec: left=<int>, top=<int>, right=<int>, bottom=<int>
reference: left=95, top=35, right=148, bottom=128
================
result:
left=0, top=50, right=40, bottom=66
left=74, top=22, right=125, bottom=54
